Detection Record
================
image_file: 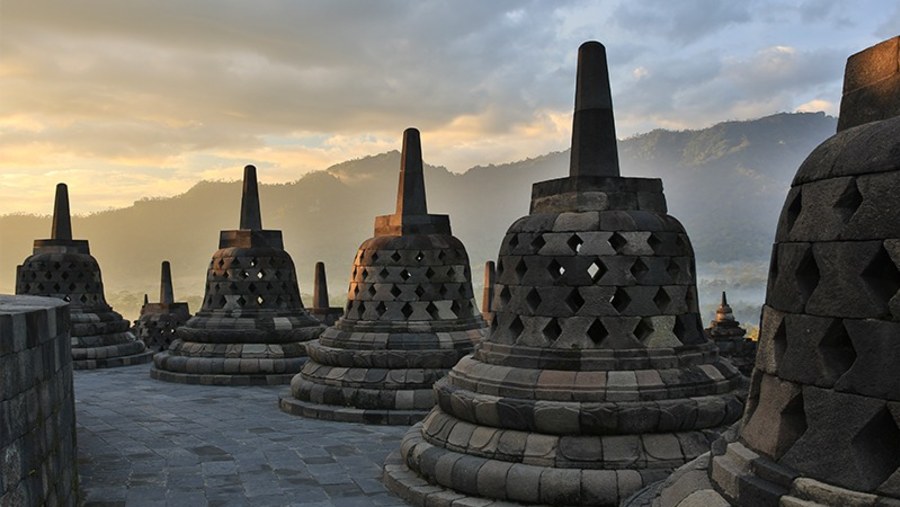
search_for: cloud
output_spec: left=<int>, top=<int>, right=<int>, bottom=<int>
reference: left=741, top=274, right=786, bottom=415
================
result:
left=611, top=0, right=751, bottom=45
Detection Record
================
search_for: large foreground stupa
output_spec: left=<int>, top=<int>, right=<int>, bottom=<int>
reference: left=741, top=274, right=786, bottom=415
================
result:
left=279, top=128, right=488, bottom=424
left=151, top=165, right=324, bottom=385
left=16, top=184, right=152, bottom=369
left=627, top=34, right=900, bottom=507
left=383, top=41, right=744, bottom=506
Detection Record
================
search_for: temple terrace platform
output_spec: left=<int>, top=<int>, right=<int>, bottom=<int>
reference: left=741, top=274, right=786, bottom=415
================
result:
left=74, top=363, right=408, bottom=507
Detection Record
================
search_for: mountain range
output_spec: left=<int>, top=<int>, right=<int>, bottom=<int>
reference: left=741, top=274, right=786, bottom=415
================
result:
left=0, top=112, right=838, bottom=324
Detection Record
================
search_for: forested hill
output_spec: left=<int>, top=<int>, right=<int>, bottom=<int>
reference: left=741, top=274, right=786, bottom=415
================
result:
left=0, top=112, right=837, bottom=321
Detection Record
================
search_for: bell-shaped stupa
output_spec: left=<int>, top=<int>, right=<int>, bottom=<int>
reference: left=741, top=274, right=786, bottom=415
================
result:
left=705, top=292, right=756, bottom=376
left=151, top=165, right=324, bottom=385
left=627, top=35, right=900, bottom=507
left=16, top=183, right=152, bottom=368
left=279, top=128, right=488, bottom=425
left=135, top=261, right=191, bottom=352
left=383, top=42, right=744, bottom=506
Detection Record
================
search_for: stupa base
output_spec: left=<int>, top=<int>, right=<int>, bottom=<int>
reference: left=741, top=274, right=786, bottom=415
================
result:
left=72, top=341, right=153, bottom=370
left=149, top=367, right=295, bottom=386
left=278, top=394, right=428, bottom=425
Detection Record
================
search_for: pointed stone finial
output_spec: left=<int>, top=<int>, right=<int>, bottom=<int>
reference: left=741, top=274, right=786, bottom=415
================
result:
left=51, top=183, right=73, bottom=240
left=160, top=261, right=175, bottom=305
left=143, top=293, right=149, bottom=305
left=482, top=261, right=496, bottom=317
left=313, top=261, right=329, bottom=310
left=721, top=291, right=728, bottom=307
left=569, top=41, right=620, bottom=178
left=240, top=165, right=263, bottom=230
left=395, top=128, right=428, bottom=216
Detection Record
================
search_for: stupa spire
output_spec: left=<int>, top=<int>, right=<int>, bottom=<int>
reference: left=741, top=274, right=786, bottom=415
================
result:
left=569, top=41, right=620, bottom=178
left=159, top=261, right=175, bottom=305
left=395, top=128, right=428, bottom=216
left=240, top=165, right=262, bottom=230
left=721, top=291, right=728, bottom=306
left=312, top=261, right=329, bottom=310
left=51, top=183, right=73, bottom=240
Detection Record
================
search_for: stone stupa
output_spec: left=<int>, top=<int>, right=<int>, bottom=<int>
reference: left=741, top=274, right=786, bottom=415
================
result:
left=16, top=183, right=152, bottom=369
left=151, top=165, right=324, bottom=385
left=383, top=42, right=744, bottom=506
left=279, top=128, right=488, bottom=425
left=705, top=292, right=756, bottom=376
left=627, top=34, right=900, bottom=507
left=135, top=261, right=191, bottom=352
left=307, top=261, right=343, bottom=326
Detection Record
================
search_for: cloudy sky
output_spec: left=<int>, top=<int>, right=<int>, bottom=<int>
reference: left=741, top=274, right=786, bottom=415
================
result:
left=1, top=0, right=895, bottom=215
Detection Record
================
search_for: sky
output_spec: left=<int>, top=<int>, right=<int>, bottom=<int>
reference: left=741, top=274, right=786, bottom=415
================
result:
left=0, top=0, right=896, bottom=215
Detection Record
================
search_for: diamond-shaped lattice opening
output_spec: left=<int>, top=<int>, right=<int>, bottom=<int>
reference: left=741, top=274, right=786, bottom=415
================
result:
left=249, top=257, right=258, bottom=267
left=633, top=318, right=653, bottom=341
left=542, top=319, right=562, bottom=342
left=438, top=250, right=446, bottom=261
left=548, top=259, right=565, bottom=280
left=376, top=301, right=387, bottom=317
left=819, top=319, right=856, bottom=380
left=415, top=285, right=426, bottom=298
left=610, top=288, right=631, bottom=313
left=228, top=282, right=239, bottom=291
left=390, top=285, right=402, bottom=298
left=525, top=288, right=542, bottom=312
left=62, top=296, right=70, bottom=302
left=391, top=251, right=402, bottom=262
left=53, top=283, right=60, bottom=292
left=426, top=267, right=436, bottom=279
left=256, top=270, right=265, bottom=280
left=514, top=259, right=528, bottom=282
left=401, top=303, right=414, bottom=319
left=508, top=234, right=520, bottom=250
left=834, top=179, right=863, bottom=223
left=416, top=251, right=425, bottom=262
left=237, top=296, right=247, bottom=307
left=447, top=267, right=456, bottom=279
left=425, top=302, right=440, bottom=319
left=256, top=296, right=264, bottom=306
left=565, top=289, right=585, bottom=313
left=653, top=288, right=671, bottom=312
left=439, top=284, right=449, bottom=297
left=361, top=268, right=369, bottom=280
left=666, top=258, right=681, bottom=281
left=531, top=235, right=546, bottom=253
left=774, top=391, right=808, bottom=460
left=451, top=300, right=463, bottom=318
left=567, top=234, right=583, bottom=254
left=44, top=271, right=52, bottom=280
left=353, top=285, right=360, bottom=296
left=400, top=269, right=411, bottom=281
left=371, top=267, right=385, bottom=279
left=785, top=189, right=803, bottom=232
left=772, top=317, right=787, bottom=365
left=587, top=320, right=608, bottom=344
left=248, top=283, right=257, bottom=293
left=861, top=245, right=900, bottom=306
left=588, top=259, right=606, bottom=283
left=458, top=284, right=468, bottom=297
left=67, top=283, right=76, bottom=291
left=371, top=251, right=379, bottom=262
left=358, top=302, right=367, bottom=318
left=61, top=272, right=69, bottom=280
left=500, top=286, right=512, bottom=306
left=796, top=248, right=820, bottom=301
left=367, top=285, right=377, bottom=297
left=630, top=258, right=649, bottom=280
left=647, top=233, right=662, bottom=254
left=609, top=232, right=627, bottom=253
left=852, top=407, right=900, bottom=488
left=509, top=316, right=525, bottom=338
left=240, top=270, right=250, bottom=279
left=496, top=260, right=504, bottom=278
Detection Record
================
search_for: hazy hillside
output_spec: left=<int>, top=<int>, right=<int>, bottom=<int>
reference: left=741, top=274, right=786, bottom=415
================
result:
left=0, top=112, right=837, bottom=324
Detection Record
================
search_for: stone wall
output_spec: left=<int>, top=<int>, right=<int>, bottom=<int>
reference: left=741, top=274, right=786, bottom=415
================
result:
left=1, top=295, right=78, bottom=506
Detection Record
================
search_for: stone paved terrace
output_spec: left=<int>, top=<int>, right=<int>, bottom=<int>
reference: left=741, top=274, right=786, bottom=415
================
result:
left=75, top=363, right=409, bottom=507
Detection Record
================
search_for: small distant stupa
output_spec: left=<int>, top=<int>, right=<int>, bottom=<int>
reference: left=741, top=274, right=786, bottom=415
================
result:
left=705, top=291, right=756, bottom=375
left=306, top=261, right=343, bottom=326
left=279, top=128, right=488, bottom=424
left=135, top=261, right=191, bottom=352
left=16, top=183, right=152, bottom=368
left=151, top=165, right=324, bottom=385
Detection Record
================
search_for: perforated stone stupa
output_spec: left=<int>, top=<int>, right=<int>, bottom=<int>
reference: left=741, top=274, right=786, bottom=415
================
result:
left=135, top=261, right=191, bottom=352
left=15, top=183, right=152, bottom=369
left=705, top=292, right=755, bottom=376
left=279, top=128, right=488, bottom=425
left=627, top=35, right=900, bottom=507
left=151, top=165, right=324, bottom=385
left=383, top=42, right=744, bottom=506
